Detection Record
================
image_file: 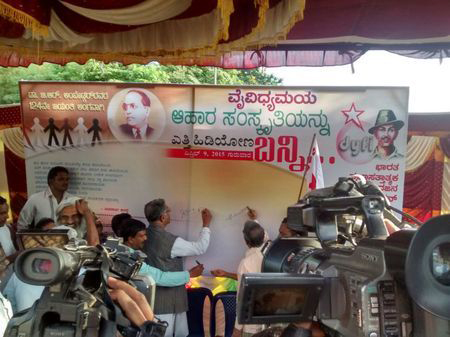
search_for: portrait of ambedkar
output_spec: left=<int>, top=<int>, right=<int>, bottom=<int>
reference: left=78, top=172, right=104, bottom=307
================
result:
left=120, top=90, right=154, bottom=140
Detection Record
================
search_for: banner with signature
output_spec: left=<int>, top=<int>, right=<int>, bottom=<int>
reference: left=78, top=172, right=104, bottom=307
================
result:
left=20, top=82, right=408, bottom=270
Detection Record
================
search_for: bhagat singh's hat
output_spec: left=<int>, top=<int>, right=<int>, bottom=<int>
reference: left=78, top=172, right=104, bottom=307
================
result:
left=368, top=109, right=405, bottom=134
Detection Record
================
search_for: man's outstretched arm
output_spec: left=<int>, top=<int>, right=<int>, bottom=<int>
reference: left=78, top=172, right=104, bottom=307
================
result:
left=171, top=208, right=212, bottom=258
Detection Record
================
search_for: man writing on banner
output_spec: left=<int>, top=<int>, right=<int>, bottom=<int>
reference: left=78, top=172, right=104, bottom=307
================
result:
left=143, top=199, right=212, bottom=337
left=18, top=166, right=73, bottom=229
left=120, top=90, right=154, bottom=140
left=233, top=220, right=267, bottom=337
left=369, top=109, right=404, bottom=159
left=210, top=209, right=269, bottom=337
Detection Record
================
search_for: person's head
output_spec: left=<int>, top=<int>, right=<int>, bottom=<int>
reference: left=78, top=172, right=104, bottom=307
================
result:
left=369, top=109, right=404, bottom=149
left=144, top=199, right=171, bottom=226
left=0, top=197, right=8, bottom=225
left=279, top=219, right=308, bottom=238
left=123, top=90, right=151, bottom=129
left=278, top=217, right=296, bottom=238
left=121, top=218, right=147, bottom=249
left=35, top=217, right=55, bottom=230
left=111, top=213, right=132, bottom=237
left=242, top=220, right=265, bottom=248
left=373, top=123, right=399, bottom=149
left=56, top=197, right=83, bottom=229
left=47, top=166, right=69, bottom=193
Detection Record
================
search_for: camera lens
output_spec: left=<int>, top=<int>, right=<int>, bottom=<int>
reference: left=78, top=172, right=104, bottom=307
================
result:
left=32, top=258, right=53, bottom=274
left=431, top=242, right=450, bottom=286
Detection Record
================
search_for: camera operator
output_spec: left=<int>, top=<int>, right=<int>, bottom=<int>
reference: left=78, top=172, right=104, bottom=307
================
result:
left=278, top=217, right=309, bottom=238
left=6, top=205, right=163, bottom=336
left=3, top=199, right=95, bottom=313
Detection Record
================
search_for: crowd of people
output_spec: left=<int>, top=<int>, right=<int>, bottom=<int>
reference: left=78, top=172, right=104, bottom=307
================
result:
left=0, top=166, right=326, bottom=337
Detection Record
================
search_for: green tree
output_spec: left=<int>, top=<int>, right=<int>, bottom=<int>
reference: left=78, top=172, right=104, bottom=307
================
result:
left=0, top=60, right=282, bottom=104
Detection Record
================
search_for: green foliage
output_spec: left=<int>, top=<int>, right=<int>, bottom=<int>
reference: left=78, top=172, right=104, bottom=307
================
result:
left=0, top=60, right=282, bottom=104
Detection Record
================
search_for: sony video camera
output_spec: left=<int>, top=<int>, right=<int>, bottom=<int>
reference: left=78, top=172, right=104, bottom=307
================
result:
left=237, top=177, right=450, bottom=337
left=5, top=239, right=166, bottom=337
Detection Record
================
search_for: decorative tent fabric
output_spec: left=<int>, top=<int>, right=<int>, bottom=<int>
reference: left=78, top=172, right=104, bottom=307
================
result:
left=403, top=135, right=446, bottom=222
left=441, top=136, right=450, bottom=215
left=3, top=144, right=27, bottom=224
left=0, top=104, right=26, bottom=223
left=405, top=136, right=437, bottom=173
left=0, top=0, right=450, bottom=68
left=442, top=157, right=450, bottom=215
left=0, top=0, right=306, bottom=67
left=0, top=127, right=24, bottom=159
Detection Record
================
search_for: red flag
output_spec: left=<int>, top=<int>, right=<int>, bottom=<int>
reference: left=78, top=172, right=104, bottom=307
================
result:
left=308, top=139, right=324, bottom=190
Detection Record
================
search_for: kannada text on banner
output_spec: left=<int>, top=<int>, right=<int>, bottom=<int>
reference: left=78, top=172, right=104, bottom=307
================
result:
left=19, top=82, right=408, bottom=271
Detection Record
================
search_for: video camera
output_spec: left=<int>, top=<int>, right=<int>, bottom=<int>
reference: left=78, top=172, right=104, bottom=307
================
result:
left=5, top=237, right=166, bottom=337
left=238, top=177, right=450, bottom=337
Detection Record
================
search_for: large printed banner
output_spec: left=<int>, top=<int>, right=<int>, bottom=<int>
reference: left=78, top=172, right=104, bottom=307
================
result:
left=20, top=82, right=408, bottom=271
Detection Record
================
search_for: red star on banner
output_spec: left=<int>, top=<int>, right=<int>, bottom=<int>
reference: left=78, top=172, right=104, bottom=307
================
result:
left=341, top=103, right=365, bottom=131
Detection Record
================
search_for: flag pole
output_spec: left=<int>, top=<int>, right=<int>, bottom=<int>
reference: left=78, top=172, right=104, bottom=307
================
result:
left=297, top=133, right=317, bottom=201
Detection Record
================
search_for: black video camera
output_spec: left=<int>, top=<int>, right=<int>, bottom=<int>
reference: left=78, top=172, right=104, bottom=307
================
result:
left=5, top=240, right=166, bottom=337
left=238, top=177, right=450, bottom=337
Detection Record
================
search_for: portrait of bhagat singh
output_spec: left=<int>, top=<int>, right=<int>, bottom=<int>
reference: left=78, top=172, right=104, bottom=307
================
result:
left=369, top=109, right=405, bottom=160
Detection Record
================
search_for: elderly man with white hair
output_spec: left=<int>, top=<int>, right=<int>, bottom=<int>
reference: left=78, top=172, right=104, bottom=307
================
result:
left=54, top=196, right=91, bottom=239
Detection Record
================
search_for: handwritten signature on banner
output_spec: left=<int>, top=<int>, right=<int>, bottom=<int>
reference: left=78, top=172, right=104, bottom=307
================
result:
left=228, top=89, right=317, bottom=111
left=170, top=207, right=248, bottom=222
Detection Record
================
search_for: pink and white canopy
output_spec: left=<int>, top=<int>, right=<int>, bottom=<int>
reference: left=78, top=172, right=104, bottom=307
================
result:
left=0, top=0, right=449, bottom=68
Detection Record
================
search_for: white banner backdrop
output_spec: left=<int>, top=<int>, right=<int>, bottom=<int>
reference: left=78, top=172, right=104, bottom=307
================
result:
left=20, top=83, right=408, bottom=272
